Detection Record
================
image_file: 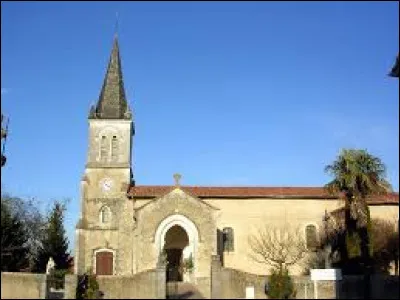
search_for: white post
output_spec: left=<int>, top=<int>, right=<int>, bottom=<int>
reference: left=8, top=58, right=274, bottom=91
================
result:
left=245, top=286, right=255, bottom=299
left=314, top=280, right=318, bottom=299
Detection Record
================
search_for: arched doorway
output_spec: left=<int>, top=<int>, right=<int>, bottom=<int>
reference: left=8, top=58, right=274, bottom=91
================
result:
left=164, top=225, right=188, bottom=281
left=155, top=214, right=199, bottom=283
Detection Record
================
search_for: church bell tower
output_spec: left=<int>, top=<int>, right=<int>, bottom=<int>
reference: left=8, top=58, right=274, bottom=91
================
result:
left=75, top=34, right=135, bottom=275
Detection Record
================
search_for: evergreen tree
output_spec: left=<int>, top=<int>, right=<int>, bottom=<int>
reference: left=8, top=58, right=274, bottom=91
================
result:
left=267, top=266, right=296, bottom=299
left=1, top=198, right=29, bottom=271
left=34, top=200, right=70, bottom=272
left=76, top=268, right=101, bottom=299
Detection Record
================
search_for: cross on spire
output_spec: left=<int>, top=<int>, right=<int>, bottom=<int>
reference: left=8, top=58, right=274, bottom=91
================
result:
left=115, top=12, right=119, bottom=37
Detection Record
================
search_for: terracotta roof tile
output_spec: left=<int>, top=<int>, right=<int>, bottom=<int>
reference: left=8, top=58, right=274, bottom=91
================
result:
left=127, top=185, right=399, bottom=204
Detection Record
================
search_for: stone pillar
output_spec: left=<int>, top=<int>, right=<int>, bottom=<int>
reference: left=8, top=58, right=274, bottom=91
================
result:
left=64, top=274, right=78, bottom=299
left=38, top=274, right=48, bottom=299
left=156, top=262, right=166, bottom=299
left=211, top=255, right=222, bottom=299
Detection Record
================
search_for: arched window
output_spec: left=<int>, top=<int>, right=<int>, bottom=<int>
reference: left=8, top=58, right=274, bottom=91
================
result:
left=223, top=227, right=234, bottom=252
left=305, top=224, right=318, bottom=251
left=99, top=206, right=112, bottom=224
left=111, top=136, right=118, bottom=162
left=100, top=136, right=108, bottom=162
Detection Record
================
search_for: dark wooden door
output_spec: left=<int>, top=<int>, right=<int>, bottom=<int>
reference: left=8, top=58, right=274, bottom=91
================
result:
left=96, top=251, right=113, bottom=275
left=166, top=249, right=183, bottom=281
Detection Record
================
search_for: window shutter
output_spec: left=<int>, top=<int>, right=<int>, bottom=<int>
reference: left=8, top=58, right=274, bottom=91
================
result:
left=306, top=225, right=318, bottom=251
left=111, top=136, right=118, bottom=162
left=100, top=206, right=111, bottom=224
left=223, top=227, right=234, bottom=252
left=100, top=136, right=108, bottom=161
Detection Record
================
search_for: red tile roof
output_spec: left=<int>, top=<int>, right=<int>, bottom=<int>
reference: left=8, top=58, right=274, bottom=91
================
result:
left=127, top=185, right=399, bottom=204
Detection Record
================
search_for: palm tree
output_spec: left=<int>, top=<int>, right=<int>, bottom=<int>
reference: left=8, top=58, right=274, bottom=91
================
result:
left=324, top=149, right=392, bottom=274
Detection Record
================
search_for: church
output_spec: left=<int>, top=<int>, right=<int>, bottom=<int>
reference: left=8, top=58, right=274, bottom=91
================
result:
left=74, top=35, right=399, bottom=288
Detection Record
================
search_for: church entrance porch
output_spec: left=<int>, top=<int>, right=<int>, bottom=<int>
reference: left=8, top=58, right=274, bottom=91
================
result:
left=155, top=214, right=199, bottom=284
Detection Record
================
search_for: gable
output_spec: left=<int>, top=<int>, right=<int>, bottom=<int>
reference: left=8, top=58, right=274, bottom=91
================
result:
left=134, top=187, right=219, bottom=212
left=134, top=188, right=219, bottom=246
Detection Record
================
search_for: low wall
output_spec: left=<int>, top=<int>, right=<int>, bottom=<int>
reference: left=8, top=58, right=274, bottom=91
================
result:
left=370, top=275, right=399, bottom=299
left=337, top=275, right=399, bottom=299
left=211, top=263, right=399, bottom=300
left=97, top=269, right=163, bottom=299
left=215, top=269, right=317, bottom=299
left=196, top=276, right=211, bottom=299
left=1, top=272, right=46, bottom=299
left=220, top=268, right=267, bottom=299
left=64, top=274, right=78, bottom=299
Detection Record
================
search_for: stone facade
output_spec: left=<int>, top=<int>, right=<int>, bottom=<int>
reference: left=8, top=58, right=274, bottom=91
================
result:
left=74, top=36, right=400, bottom=299
left=76, top=183, right=399, bottom=277
left=74, top=118, right=134, bottom=275
left=133, top=188, right=218, bottom=277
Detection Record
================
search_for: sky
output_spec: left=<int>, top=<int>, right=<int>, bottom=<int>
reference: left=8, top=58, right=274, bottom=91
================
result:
left=1, top=1, right=399, bottom=251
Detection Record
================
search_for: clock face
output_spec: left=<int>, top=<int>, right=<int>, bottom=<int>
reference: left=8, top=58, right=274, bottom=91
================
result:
left=100, top=178, right=113, bottom=192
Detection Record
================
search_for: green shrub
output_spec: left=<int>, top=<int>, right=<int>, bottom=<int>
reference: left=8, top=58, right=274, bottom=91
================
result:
left=267, top=266, right=296, bottom=299
left=50, top=268, right=69, bottom=290
left=76, top=268, right=101, bottom=299
left=183, top=254, right=194, bottom=273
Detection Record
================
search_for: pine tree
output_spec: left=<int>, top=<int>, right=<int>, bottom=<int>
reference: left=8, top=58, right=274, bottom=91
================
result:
left=1, top=199, right=29, bottom=271
left=34, top=200, right=70, bottom=272
left=268, top=266, right=296, bottom=299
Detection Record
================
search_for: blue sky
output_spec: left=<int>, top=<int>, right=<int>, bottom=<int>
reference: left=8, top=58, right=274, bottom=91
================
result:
left=1, top=1, right=399, bottom=251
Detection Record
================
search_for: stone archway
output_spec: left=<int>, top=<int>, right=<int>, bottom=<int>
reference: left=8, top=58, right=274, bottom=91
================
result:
left=155, top=214, right=199, bottom=282
left=164, top=225, right=188, bottom=281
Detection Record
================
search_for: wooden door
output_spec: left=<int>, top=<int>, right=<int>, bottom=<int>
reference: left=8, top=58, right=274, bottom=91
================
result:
left=96, top=251, right=113, bottom=275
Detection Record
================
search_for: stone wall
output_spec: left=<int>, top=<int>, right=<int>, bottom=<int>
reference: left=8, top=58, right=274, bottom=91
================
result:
left=210, top=263, right=399, bottom=299
left=64, top=274, right=78, bottom=299
left=211, top=267, right=337, bottom=299
left=96, top=268, right=165, bottom=299
left=1, top=272, right=46, bottom=299
left=220, top=267, right=268, bottom=299
left=337, top=275, right=399, bottom=299
left=196, top=276, right=211, bottom=299
left=210, top=255, right=268, bottom=299
left=370, top=275, right=399, bottom=299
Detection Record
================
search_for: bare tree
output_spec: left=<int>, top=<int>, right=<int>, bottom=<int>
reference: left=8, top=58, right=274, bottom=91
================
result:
left=1, top=114, right=9, bottom=167
left=1, top=193, right=46, bottom=271
left=318, top=212, right=399, bottom=275
left=248, top=223, right=308, bottom=270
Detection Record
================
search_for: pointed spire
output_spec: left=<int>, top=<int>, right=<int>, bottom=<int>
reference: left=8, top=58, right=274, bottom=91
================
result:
left=90, top=35, right=131, bottom=119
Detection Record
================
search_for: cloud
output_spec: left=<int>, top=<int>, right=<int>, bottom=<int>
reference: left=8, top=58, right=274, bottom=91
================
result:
left=1, top=88, right=9, bottom=95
